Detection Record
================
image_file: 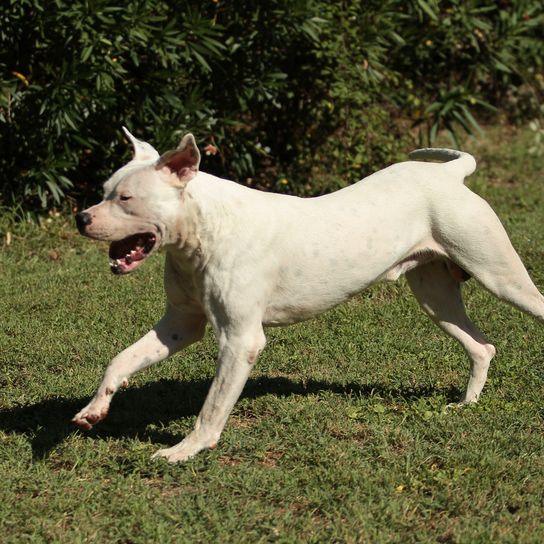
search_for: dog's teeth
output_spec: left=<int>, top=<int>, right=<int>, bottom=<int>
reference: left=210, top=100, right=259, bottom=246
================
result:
left=110, top=259, right=122, bottom=274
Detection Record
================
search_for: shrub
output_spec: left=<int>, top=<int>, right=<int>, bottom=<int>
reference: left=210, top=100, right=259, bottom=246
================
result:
left=1, top=0, right=229, bottom=212
left=1, top=0, right=329, bottom=212
left=0, top=1, right=542, bottom=213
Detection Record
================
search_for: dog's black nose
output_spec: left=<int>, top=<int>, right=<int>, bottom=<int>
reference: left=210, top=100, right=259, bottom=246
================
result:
left=75, top=211, right=92, bottom=233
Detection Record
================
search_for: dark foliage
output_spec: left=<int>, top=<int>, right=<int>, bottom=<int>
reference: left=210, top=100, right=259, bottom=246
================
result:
left=1, top=0, right=542, bottom=213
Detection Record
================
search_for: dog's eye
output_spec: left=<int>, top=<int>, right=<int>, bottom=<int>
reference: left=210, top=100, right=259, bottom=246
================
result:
left=119, top=195, right=132, bottom=202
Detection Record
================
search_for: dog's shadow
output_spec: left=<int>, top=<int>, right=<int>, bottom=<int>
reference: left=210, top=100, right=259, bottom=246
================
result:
left=0, top=377, right=461, bottom=461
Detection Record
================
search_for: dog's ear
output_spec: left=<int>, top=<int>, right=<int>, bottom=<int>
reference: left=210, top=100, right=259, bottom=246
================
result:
left=122, top=126, right=160, bottom=162
left=155, top=133, right=201, bottom=186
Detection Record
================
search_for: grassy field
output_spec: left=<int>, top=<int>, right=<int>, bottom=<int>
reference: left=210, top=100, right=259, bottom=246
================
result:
left=0, top=126, right=543, bottom=543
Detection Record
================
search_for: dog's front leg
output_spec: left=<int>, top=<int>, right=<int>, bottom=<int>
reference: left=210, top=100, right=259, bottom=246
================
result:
left=153, top=326, right=266, bottom=462
left=72, top=307, right=206, bottom=430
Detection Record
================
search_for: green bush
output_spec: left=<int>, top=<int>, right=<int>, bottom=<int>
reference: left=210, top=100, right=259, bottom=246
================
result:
left=393, top=0, right=544, bottom=144
left=0, top=0, right=542, bottom=213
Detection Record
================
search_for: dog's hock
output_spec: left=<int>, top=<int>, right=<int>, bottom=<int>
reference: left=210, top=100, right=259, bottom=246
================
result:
left=156, top=133, right=201, bottom=187
left=122, top=126, right=160, bottom=162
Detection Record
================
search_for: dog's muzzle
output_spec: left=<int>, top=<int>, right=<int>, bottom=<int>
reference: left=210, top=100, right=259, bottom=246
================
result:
left=75, top=212, right=92, bottom=234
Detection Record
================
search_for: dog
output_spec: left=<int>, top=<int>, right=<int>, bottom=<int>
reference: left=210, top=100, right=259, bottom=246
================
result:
left=73, top=128, right=544, bottom=462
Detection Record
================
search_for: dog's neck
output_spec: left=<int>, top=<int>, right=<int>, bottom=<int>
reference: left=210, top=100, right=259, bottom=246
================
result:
left=165, top=171, right=239, bottom=269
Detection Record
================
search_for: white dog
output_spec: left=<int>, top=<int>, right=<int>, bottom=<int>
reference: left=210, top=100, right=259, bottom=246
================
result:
left=73, top=128, right=544, bottom=462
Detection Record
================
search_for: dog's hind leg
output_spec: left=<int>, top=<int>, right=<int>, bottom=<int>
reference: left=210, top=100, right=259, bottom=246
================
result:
left=72, top=306, right=206, bottom=430
left=406, top=260, right=496, bottom=403
left=456, top=242, right=544, bottom=323
left=436, top=192, right=544, bottom=323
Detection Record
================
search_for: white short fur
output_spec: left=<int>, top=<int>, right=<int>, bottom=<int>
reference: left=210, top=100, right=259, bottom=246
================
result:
left=73, top=129, right=544, bottom=462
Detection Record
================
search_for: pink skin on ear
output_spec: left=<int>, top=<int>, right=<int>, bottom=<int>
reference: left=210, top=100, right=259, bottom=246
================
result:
left=156, top=134, right=201, bottom=184
left=162, top=150, right=197, bottom=179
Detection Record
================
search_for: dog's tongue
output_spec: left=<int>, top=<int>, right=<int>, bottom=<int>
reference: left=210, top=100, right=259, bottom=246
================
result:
left=124, top=247, right=146, bottom=264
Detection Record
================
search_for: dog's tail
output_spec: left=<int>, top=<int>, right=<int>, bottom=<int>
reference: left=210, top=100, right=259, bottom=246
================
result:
left=409, top=148, right=477, bottom=179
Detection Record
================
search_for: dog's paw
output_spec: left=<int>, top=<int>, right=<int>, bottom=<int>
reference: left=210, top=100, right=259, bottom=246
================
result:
left=152, top=434, right=217, bottom=463
left=446, top=399, right=477, bottom=410
left=71, top=407, right=108, bottom=430
left=152, top=446, right=196, bottom=463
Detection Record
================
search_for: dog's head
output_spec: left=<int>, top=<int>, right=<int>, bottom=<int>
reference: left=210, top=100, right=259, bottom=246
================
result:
left=76, top=128, right=201, bottom=275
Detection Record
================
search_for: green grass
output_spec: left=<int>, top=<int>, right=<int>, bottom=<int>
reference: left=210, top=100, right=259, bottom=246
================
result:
left=0, top=126, right=543, bottom=543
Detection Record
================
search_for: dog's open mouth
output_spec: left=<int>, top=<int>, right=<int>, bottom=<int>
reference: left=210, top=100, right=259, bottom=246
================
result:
left=109, top=232, right=157, bottom=275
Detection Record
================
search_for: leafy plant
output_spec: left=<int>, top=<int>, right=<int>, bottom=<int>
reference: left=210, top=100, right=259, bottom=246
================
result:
left=0, top=0, right=542, bottom=213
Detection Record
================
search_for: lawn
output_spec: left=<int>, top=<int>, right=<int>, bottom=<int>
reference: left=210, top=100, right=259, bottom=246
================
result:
left=0, top=125, right=543, bottom=543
